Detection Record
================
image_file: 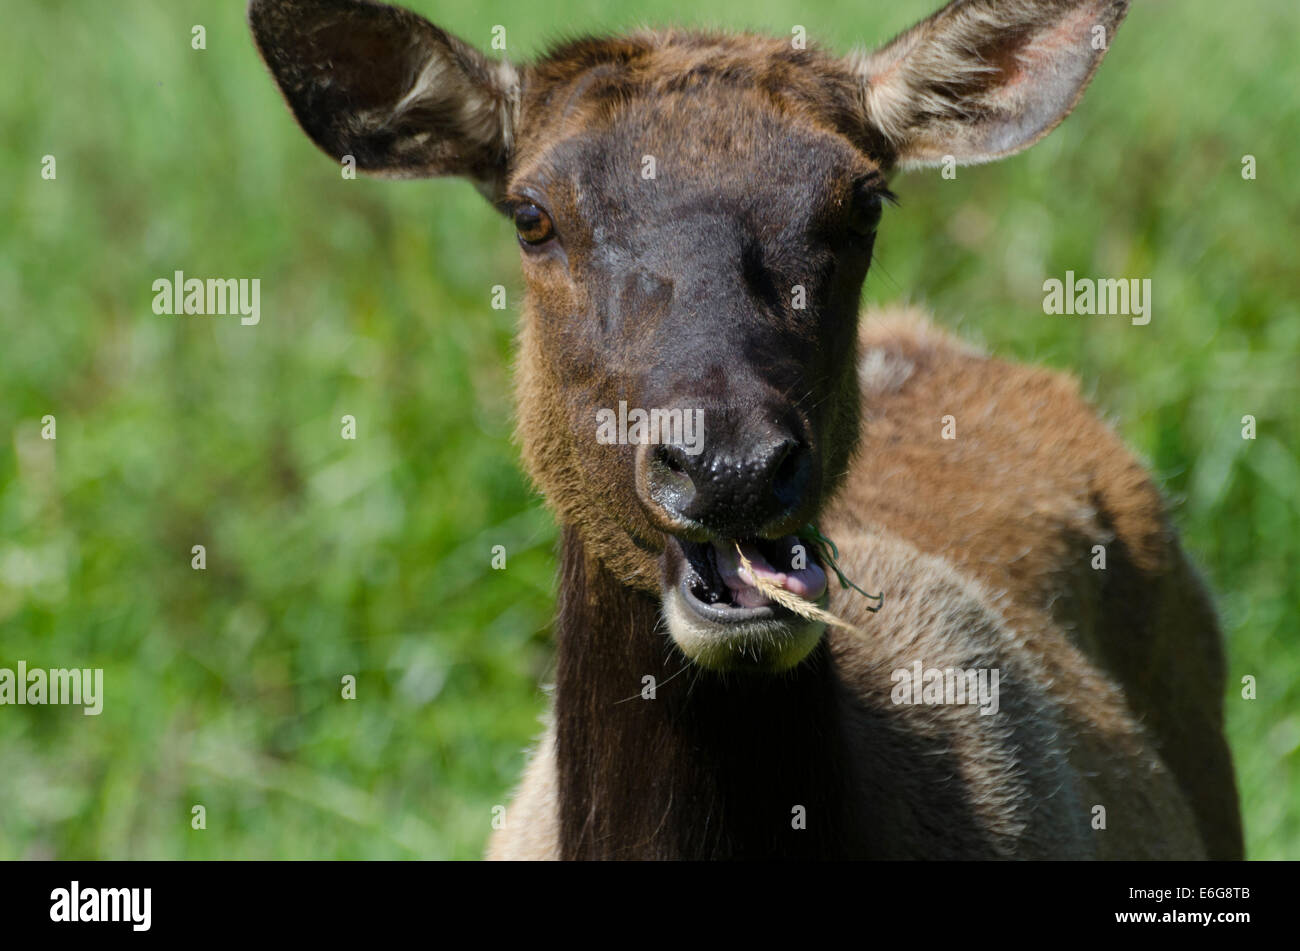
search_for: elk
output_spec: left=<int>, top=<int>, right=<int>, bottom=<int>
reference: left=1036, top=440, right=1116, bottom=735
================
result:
left=249, top=0, right=1243, bottom=859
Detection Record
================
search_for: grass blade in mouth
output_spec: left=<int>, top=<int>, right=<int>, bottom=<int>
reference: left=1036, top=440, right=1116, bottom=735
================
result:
left=734, top=543, right=861, bottom=632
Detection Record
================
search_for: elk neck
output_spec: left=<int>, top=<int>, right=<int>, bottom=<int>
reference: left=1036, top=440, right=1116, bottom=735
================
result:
left=553, top=525, right=865, bottom=859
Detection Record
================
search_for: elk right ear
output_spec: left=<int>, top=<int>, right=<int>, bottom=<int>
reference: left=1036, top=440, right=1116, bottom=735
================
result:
left=248, top=0, right=519, bottom=202
left=852, top=0, right=1130, bottom=169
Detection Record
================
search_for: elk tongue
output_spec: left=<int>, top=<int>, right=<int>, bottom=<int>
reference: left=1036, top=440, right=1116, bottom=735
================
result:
left=712, top=537, right=828, bottom=609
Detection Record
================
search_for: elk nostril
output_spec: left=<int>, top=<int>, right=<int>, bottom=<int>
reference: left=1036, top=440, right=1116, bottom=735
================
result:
left=770, top=441, right=810, bottom=512
left=641, top=431, right=810, bottom=535
left=654, top=443, right=690, bottom=477
left=644, top=444, right=698, bottom=524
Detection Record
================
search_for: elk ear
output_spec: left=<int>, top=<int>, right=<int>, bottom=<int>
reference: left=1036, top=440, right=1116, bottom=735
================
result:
left=248, top=0, right=519, bottom=201
left=852, top=0, right=1129, bottom=168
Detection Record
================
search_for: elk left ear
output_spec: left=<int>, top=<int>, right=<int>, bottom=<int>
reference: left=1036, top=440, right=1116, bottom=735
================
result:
left=248, top=0, right=519, bottom=202
left=852, top=0, right=1130, bottom=169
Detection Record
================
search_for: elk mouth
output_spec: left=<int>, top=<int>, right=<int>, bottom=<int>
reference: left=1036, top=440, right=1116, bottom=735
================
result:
left=679, top=536, right=828, bottom=615
left=662, top=535, right=830, bottom=672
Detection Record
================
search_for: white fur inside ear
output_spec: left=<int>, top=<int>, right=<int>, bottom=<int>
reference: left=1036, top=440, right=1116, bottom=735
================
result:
left=849, top=0, right=1126, bottom=168
left=492, top=60, right=522, bottom=152
left=849, top=36, right=998, bottom=161
left=391, top=52, right=519, bottom=154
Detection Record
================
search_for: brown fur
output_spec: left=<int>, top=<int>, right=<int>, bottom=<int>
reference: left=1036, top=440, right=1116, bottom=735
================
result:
left=248, top=0, right=1242, bottom=860
left=491, top=308, right=1239, bottom=859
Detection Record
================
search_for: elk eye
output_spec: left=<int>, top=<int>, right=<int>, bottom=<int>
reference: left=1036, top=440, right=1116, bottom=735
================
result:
left=848, top=191, right=884, bottom=239
left=514, top=202, right=555, bottom=246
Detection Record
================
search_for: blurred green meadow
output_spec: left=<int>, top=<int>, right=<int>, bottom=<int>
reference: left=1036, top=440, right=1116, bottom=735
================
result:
left=0, top=0, right=1296, bottom=859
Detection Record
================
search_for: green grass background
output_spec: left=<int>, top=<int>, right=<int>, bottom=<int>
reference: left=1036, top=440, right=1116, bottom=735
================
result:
left=0, top=0, right=1295, bottom=859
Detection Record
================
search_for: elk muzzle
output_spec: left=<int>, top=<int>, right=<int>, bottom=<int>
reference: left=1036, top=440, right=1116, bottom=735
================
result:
left=636, top=405, right=832, bottom=672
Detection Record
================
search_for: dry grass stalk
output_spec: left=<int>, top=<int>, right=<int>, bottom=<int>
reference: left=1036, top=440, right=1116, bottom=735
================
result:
left=734, top=543, right=861, bottom=633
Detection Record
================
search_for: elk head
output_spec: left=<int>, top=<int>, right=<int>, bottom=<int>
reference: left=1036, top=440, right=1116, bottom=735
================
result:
left=249, top=0, right=1129, bottom=671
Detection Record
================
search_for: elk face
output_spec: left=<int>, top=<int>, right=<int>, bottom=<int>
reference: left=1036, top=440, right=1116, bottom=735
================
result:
left=250, top=0, right=1130, bottom=672
left=508, top=38, right=887, bottom=672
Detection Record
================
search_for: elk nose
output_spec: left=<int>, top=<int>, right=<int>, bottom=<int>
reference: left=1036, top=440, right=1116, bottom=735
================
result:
left=639, top=434, right=812, bottom=538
